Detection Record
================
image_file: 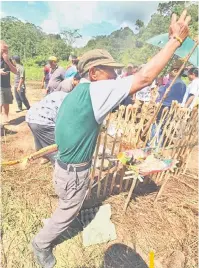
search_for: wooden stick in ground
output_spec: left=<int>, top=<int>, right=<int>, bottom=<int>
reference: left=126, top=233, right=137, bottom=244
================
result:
left=123, top=177, right=138, bottom=213
left=102, top=126, right=119, bottom=197
left=87, top=126, right=102, bottom=199
left=97, top=115, right=111, bottom=198
left=154, top=170, right=170, bottom=203
left=109, top=160, right=120, bottom=195
left=140, top=41, right=199, bottom=140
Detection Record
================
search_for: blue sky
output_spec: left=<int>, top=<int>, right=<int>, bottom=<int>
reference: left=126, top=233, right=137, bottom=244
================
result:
left=1, top=1, right=160, bottom=47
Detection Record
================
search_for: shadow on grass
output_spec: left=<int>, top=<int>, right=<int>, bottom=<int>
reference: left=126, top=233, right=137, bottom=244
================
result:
left=9, top=116, right=25, bottom=126
left=76, top=243, right=148, bottom=268
left=101, top=243, right=148, bottom=268
left=1, top=126, right=17, bottom=136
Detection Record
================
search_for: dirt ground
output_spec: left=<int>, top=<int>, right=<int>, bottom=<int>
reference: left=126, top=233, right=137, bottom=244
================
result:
left=1, top=81, right=198, bottom=268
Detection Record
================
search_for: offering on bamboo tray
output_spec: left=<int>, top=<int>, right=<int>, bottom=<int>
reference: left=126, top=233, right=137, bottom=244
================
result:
left=117, top=149, right=178, bottom=176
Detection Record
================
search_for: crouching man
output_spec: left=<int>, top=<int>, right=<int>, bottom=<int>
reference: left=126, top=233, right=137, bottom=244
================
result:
left=25, top=91, right=68, bottom=164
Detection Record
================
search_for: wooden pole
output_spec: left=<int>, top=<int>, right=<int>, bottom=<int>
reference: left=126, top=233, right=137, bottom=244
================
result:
left=97, top=115, right=111, bottom=198
left=123, top=177, right=138, bottom=212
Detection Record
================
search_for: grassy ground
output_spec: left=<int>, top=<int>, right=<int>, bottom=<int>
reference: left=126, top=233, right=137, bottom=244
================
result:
left=1, top=81, right=198, bottom=268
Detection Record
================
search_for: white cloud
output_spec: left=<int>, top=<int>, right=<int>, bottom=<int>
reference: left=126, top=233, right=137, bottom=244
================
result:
left=97, top=2, right=159, bottom=26
left=41, top=1, right=100, bottom=31
left=41, top=1, right=159, bottom=32
left=0, top=11, right=6, bottom=19
left=40, top=12, right=60, bottom=34
left=40, top=1, right=159, bottom=46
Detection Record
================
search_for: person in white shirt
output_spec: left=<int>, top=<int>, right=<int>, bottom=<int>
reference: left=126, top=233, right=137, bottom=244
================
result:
left=136, top=64, right=157, bottom=102
left=183, top=68, right=199, bottom=108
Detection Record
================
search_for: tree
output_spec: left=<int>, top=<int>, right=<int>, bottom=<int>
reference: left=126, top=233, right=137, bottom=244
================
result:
left=157, top=1, right=185, bottom=16
left=135, top=19, right=144, bottom=31
left=61, top=29, right=82, bottom=47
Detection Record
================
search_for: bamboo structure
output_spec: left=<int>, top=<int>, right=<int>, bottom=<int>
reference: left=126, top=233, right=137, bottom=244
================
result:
left=88, top=100, right=198, bottom=210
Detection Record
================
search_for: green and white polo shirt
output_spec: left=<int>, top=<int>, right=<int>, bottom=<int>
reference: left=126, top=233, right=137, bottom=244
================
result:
left=55, top=76, right=133, bottom=164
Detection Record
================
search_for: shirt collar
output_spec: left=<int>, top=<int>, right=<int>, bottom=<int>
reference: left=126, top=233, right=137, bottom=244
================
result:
left=79, top=78, right=90, bottom=84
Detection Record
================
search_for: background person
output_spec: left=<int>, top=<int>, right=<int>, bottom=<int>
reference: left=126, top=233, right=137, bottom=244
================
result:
left=183, top=68, right=199, bottom=108
left=41, top=64, right=50, bottom=92
left=156, top=59, right=186, bottom=121
left=149, top=60, right=187, bottom=146
left=122, top=64, right=133, bottom=77
left=0, top=40, right=17, bottom=123
left=56, top=72, right=81, bottom=92
left=136, top=64, right=157, bottom=103
left=132, top=65, right=138, bottom=74
left=12, top=56, right=30, bottom=112
left=46, top=56, right=66, bottom=94
left=65, top=55, right=79, bottom=78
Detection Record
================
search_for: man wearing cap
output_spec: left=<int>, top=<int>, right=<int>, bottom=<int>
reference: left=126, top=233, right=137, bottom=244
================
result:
left=46, top=56, right=66, bottom=94
left=32, top=10, right=191, bottom=268
left=12, top=55, right=30, bottom=112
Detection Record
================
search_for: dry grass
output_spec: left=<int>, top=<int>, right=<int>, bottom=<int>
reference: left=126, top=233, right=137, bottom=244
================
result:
left=1, top=81, right=198, bottom=268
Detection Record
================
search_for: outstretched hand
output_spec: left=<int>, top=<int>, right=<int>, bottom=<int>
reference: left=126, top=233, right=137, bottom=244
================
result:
left=0, top=68, right=9, bottom=76
left=169, top=9, right=191, bottom=45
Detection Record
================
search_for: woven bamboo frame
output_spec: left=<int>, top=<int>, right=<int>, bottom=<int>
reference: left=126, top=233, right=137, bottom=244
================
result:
left=88, top=101, right=198, bottom=210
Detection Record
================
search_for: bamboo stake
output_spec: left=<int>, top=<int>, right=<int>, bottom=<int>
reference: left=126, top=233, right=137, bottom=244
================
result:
left=87, top=126, right=102, bottom=199
left=173, top=119, right=197, bottom=176
left=109, top=161, right=120, bottom=195
left=119, top=166, right=126, bottom=192
left=124, top=177, right=138, bottom=212
left=97, top=115, right=111, bottom=198
left=140, top=41, right=199, bottom=140
left=154, top=170, right=170, bottom=203
left=102, top=126, right=119, bottom=197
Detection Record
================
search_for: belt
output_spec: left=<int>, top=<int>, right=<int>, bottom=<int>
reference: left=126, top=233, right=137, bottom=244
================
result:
left=57, top=159, right=92, bottom=172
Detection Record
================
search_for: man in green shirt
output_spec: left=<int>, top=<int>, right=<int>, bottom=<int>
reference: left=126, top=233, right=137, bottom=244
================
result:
left=32, top=10, right=191, bottom=268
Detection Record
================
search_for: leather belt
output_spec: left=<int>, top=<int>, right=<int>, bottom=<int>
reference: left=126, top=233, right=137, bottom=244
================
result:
left=57, top=159, right=92, bottom=172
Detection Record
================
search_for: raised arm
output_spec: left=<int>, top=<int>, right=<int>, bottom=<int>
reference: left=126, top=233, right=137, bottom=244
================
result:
left=2, top=52, right=17, bottom=74
left=129, top=10, right=191, bottom=95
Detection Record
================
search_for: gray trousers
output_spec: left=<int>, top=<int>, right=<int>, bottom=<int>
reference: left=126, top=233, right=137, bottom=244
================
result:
left=28, top=123, right=56, bottom=164
left=14, top=87, right=30, bottom=110
left=34, top=161, right=90, bottom=249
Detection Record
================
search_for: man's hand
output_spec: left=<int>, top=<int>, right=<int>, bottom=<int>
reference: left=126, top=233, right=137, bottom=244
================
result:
left=17, top=87, right=20, bottom=92
left=169, top=9, right=191, bottom=45
left=0, top=68, right=9, bottom=76
left=2, top=51, right=10, bottom=63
